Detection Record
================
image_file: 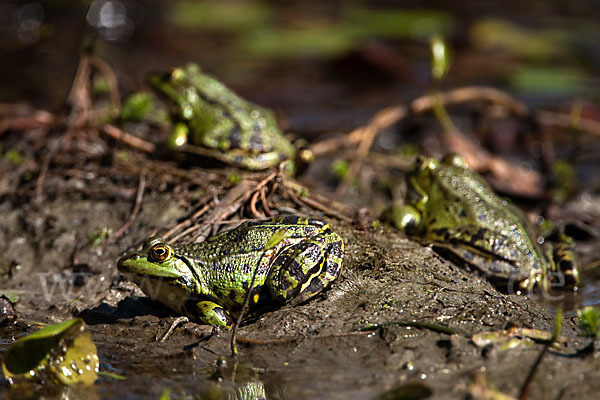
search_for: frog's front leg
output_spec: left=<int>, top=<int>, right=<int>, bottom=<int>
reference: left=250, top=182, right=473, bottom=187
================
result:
left=182, top=300, right=234, bottom=330
left=267, top=234, right=343, bottom=305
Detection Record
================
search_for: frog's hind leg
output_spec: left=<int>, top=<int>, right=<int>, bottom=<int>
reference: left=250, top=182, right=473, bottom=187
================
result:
left=267, top=234, right=344, bottom=305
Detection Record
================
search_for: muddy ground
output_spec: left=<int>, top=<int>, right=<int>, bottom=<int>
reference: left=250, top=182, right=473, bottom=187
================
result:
left=1, top=178, right=599, bottom=399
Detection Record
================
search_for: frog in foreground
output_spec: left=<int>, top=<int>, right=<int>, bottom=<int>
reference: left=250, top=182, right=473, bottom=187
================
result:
left=118, top=216, right=344, bottom=329
left=383, top=155, right=579, bottom=291
left=149, top=63, right=299, bottom=170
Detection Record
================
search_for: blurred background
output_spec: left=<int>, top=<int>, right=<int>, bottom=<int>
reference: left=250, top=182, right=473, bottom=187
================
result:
left=1, top=0, right=599, bottom=134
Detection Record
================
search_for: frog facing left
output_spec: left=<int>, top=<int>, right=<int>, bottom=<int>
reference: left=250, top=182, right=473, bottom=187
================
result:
left=117, top=216, right=344, bottom=329
left=383, top=154, right=579, bottom=291
left=148, top=63, right=297, bottom=170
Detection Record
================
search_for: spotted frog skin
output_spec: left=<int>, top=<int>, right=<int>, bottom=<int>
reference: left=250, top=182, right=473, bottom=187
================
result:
left=117, top=216, right=344, bottom=329
left=385, top=155, right=579, bottom=290
left=148, top=63, right=296, bottom=170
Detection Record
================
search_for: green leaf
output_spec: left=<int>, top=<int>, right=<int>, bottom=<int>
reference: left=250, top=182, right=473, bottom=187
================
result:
left=265, top=228, right=288, bottom=250
left=2, top=318, right=99, bottom=386
left=510, top=65, right=587, bottom=95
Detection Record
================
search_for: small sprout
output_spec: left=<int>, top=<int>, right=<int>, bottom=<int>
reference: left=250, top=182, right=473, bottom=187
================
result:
left=121, top=92, right=155, bottom=122
left=227, top=172, right=242, bottom=184
left=430, top=34, right=452, bottom=82
left=331, top=159, right=349, bottom=180
left=88, top=226, right=112, bottom=247
left=159, top=388, right=171, bottom=400
left=552, top=159, right=580, bottom=204
left=5, top=149, right=25, bottom=164
left=114, top=150, right=133, bottom=163
left=577, top=306, right=600, bottom=338
left=296, top=186, right=310, bottom=198
left=92, top=75, right=109, bottom=94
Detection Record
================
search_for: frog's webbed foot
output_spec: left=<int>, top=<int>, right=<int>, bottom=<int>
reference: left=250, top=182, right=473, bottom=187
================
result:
left=183, top=300, right=234, bottom=330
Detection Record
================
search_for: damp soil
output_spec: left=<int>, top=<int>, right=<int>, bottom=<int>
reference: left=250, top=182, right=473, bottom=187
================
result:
left=1, top=186, right=599, bottom=399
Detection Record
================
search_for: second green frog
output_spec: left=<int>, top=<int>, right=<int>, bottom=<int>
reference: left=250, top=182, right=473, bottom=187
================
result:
left=149, top=64, right=297, bottom=170
left=383, top=155, right=579, bottom=291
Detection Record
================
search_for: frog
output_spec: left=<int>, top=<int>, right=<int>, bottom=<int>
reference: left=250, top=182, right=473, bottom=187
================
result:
left=117, top=215, right=344, bottom=329
left=383, top=154, right=579, bottom=291
left=148, top=63, right=300, bottom=171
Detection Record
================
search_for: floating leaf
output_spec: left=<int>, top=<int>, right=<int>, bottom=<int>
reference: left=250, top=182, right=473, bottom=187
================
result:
left=2, top=318, right=99, bottom=386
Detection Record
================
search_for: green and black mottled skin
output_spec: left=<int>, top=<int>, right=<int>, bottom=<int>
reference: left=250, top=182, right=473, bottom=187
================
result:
left=148, top=63, right=296, bottom=170
left=117, top=216, right=344, bottom=329
left=384, top=155, right=579, bottom=291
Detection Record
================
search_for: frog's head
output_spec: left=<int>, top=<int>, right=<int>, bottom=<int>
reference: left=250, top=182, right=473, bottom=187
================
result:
left=383, top=154, right=471, bottom=234
left=118, top=237, right=198, bottom=311
left=147, top=64, right=209, bottom=119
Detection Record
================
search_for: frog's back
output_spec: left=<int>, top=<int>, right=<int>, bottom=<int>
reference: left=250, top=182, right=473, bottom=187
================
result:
left=171, top=217, right=327, bottom=290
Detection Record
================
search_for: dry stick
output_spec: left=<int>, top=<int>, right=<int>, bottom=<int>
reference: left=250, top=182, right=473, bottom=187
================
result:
left=191, top=173, right=278, bottom=243
left=103, top=125, right=156, bottom=153
left=313, top=86, right=600, bottom=164
left=111, top=173, right=146, bottom=241
left=281, top=182, right=352, bottom=223
left=36, top=56, right=95, bottom=201
left=260, top=187, right=273, bottom=217
left=35, top=132, right=72, bottom=202
left=87, top=55, right=121, bottom=113
left=518, top=308, right=563, bottom=400
left=0, top=110, right=56, bottom=134
left=411, top=85, right=530, bottom=116
left=249, top=190, right=264, bottom=218
left=162, top=200, right=214, bottom=241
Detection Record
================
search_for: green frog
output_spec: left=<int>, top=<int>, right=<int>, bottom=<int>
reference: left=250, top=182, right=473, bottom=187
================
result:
left=383, top=154, right=579, bottom=291
left=148, top=63, right=298, bottom=171
left=117, top=216, right=344, bottom=329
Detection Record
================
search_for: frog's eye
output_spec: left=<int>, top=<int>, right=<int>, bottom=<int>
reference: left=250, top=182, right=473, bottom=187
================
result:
left=149, top=244, right=171, bottom=262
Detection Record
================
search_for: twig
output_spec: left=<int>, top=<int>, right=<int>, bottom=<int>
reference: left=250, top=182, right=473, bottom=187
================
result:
left=111, top=173, right=146, bottom=241
left=87, top=55, right=121, bottom=112
left=35, top=133, right=71, bottom=202
left=260, top=187, right=272, bottom=217
left=518, top=308, right=563, bottom=400
left=103, top=125, right=156, bottom=154
left=411, top=85, right=530, bottom=116
left=249, top=190, right=264, bottom=218
left=336, top=106, right=407, bottom=195
left=162, top=200, right=214, bottom=241
left=282, top=179, right=352, bottom=222
left=0, top=110, right=56, bottom=134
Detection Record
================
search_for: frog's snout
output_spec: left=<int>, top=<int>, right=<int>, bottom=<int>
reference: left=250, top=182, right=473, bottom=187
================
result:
left=117, top=253, right=143, bottom=272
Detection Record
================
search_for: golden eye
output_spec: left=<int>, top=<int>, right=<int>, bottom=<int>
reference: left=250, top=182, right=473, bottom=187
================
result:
left=149, top=244, right=170, bottom=262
